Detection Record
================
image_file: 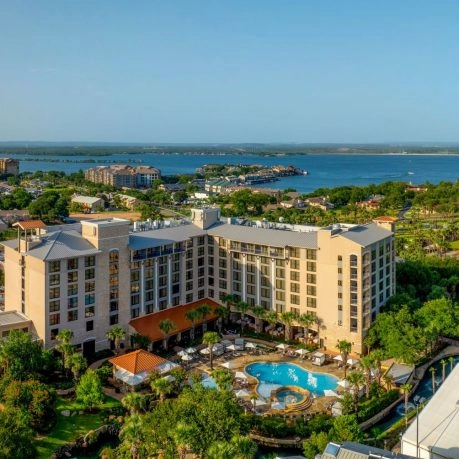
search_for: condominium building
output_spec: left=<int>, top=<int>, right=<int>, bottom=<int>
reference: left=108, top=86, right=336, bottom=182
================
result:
left=84, top=164, right=161, bottom=189
left=0, top=158, right=19, bottom=176
left=1, top=209, right=395, bottom=356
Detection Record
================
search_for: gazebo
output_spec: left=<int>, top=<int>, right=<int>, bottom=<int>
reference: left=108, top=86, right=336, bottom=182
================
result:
left=109, top=349, right=178, bottom=390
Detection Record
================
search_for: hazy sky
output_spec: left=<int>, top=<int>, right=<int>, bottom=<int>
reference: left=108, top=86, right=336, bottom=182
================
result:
left=1, top=1, right=458, bottom=143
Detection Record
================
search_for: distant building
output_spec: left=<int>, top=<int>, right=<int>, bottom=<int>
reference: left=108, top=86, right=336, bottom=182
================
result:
left=116, top=194, right=142, bottom=210
left=305, top=196, right=334, bottom=211
left=356, top=195, right=385, bottom=210
left=71, top=195, right=105, bottom=213
left=158, top=183, right=186, bottom=192
left=85, top=165, right=161, bottom=189
left=406, top=184, right=428, bottom=193
left=0, top=158, right=19, bottom=176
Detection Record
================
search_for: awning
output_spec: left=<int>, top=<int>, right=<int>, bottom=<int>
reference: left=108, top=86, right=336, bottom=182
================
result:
left=114, top=368, right=147, bottom=386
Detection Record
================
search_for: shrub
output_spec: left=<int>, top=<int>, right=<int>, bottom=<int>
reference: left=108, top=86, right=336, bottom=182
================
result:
left=356, top=390, right=399, bottom=422
left=96, top=362, right=113, bottom=386
left=253, top=416, right=294, bottom=438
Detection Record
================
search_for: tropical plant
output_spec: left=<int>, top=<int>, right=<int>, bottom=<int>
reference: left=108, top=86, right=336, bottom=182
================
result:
left=122, top=392, right=144, bottom=415
left=211, top=367, right=234, bottom=391
left=222, top=293, right=237, bottom=316
left=131, top=333, right=151, bottom=350
left=56, top=328, right=74, bottom=369
left=215, top=306, right=229, bottom=334
left=0, top=407, right=36, bottom=458
left=66, top=352, right=87, bottom=383
left=159, top=319, right=175, bottom=351
left=359, top=355, right=373, bottom=398
left=173, top=422, right=198, bottom=459
left=197, top=303, right=212, bottom=331
left=449, top=355, right=455, bottom=372
left=345, top=371, right=365, bottom=411
left=185, top=308, right=202, bottom=341
left=106, top=326, right=125, bottom=355
left=250, top=305, right=266, bottom=334
left=236, top=301, right=250, bottom=335
left=280, top=311, right=296, bottom=341
left=119, top=414, right=146, bottom=459
left=401, top=383, right=413, bottom=426
left=76, top=369, right=104, bottom=411
left=383, top=372, right=394, bottom=391
left=441, top=359, right=447, bottom=383
left=264, top=311, right=279, bottom=340
left=298, top=312, right=315, bottom=340
left=151, top=377, right=173, bottom=402
left=337, top=340, right=352, bottom=378
left=429, top=367, right=436, bottom=394
left=203, top=331, right=220, bottom=370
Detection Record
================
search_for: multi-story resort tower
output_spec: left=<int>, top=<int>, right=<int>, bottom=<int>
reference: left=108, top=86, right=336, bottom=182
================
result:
left=1, top=209, right=395, bottom=356
left=84, top=164, right=161, bottom=189
left=0, top=158, right=19, bottom=176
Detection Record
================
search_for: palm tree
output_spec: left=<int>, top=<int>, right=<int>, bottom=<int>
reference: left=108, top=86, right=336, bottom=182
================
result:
left=215, top=306, right=229, bottom=334
left=359, top=355, right=373, bottom=398
left=401, top=383, right=413, bottom=426
left=173, top=422, right=196, bottom=459
left=56, top=329, right=74, bottom=368
left=370, top=349, right=384, bottom=386
left=449, top=355, right=455, bottom=372
left=203, top=331, right=220, bottom=370
left=66, top=352, right=87, bottom=383
left=197, top=303, right=212, bottom=332
left=314, top=316, right=324, bottom=345
left=211, top=367, right=234, bottom=391
left=151, top=377, right=173, bottom=402
left=131, top=333, right=151, bottom=350
left=297, top=312, right=315, bottom=341
left=122, top=392, right=144, bottom=415
left=383, top=372, right=394, bottom=391
left=280, top=311, right=296, bottom=341
left=222, top=293, right=237, bottom=317
left=120, top=414, right=144, bottom=459
left=429, top=367, right=436, bottom=394
left=206, top=441, right=236, bottom=459
left=264, top=311, right=278, bottom=340
left=158, top=319, right=175, bottom=351
left=236, top=301, right=250, bottom=335
left=106, top=326, right=125, bottom=355
left=345, top=370, right=365, bottom=411
left=185, top=308, right=201, bottom=341
left=337, top=339, right=352, bottom=378
left=441, top=359, right=447, bottom=383
left=231, top=434, right=258, bottom=459
left=250, top=305, right=266, bottom=334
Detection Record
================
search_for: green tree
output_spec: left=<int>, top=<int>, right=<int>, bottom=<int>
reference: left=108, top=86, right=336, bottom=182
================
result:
left=211, top=367, right=234, bottom=391
left=401, top=383, right=413, bottom=426
left=151, top=377, right=173, bottom=402
left=159, top=319, right=175, bottom=351
left=429, top=367, right=437, bottom=394
left=197, top=303, right=212, bottom=331
left=76, top=369, right=104, bottom=411
left=66, top=352, right=87, bottom=383
left=119, top=414, right=147, bottom=459
left=345, top=371, right=365, bottom=410
left=106, top=326, right=125, bottom=355
left=329, top=414, right=363, bottom=442
left=203, top=331, right=221, bottom=370
left=173, top=422, right=198, bottom=459
left=235, top=301, right=250, bottom=335
left=215, top=305, right=229, bottom=334
left=121, top=392, right=144, bottom=415
left=0, top=407, right=36, bottom=458
left=303, top=431, right=330, bottom=459
left=441, top=359, right=447, bottom=383
left=298, top=312, right=315, bottom=340
left=337, top=339, right=352, bottom=378
left=185, top=308, right=202, bottom=341
left=55, top=328, right=74, bottom=369
left=265, top=311, right=279, bottom=340
left=250, top=305, right=266, bottom=334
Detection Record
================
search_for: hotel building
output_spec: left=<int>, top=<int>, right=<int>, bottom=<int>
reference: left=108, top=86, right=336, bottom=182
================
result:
left=84, top=164, right=161, bottom=189
left=1, top=209, right=395, bottom=356
left=0, top=158, right=19, bottom=176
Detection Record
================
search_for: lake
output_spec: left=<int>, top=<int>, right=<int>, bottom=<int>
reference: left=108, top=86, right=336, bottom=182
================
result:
left=10, top=153, right=459, bottom=193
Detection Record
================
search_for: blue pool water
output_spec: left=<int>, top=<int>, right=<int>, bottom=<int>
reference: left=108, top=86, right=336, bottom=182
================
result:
left=246, top=362, right=338, bottom=398
left=201, top=375, right=218, bottom=389
left=276, top=389, right=305, bottom=404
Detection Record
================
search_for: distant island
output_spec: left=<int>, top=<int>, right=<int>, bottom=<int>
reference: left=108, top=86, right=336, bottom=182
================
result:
left=0, top=142, right=459, bottom=157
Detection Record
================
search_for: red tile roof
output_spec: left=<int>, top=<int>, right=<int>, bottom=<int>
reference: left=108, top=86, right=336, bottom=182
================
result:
left=108, top=349, right=167, bottom=374
left=12, top=220, right=46, bottom=229
left=129, top=298, right=221, bottom=342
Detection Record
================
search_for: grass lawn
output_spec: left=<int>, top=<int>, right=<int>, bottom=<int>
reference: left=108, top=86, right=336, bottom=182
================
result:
left=35, top=395, right=121, bottom=459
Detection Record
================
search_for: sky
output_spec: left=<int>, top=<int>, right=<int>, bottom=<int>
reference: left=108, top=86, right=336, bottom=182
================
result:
left=0, top=0, right=458, bottom=143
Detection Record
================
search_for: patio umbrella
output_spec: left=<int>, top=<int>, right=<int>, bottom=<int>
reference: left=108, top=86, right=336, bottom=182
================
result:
left=186, top=347, right=197, bottom=354
left=221, top=361, right=237, bottom=369
left=295, top=348, right=309, bottom=356
left=235, top=371, right=248, bottom=380
left=323, top=389, right=339, bottom=397
left=338, top=379, right=351, bottom=389
left=276, top=343, right=289, bottom=351
left=253, top=398, right=268, bottom=407
left=271, top=401, right=286, bottom=410
left=333, top=355, right=343, bottom=362
left=177, top=350, right=188, bottom=357
left=181, top=354, right=193, bottom=361
left=226, top=344, right=238, bottom=351
left=235, top=389, right=250, bottom=398
left=347, top=358, right=360, bottom=367
left=200, top=348, right=210, bottom=355
left=246, top=342, right=257, bottom=349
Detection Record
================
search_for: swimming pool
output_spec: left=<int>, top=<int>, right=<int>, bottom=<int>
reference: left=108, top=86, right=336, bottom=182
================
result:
left=246, top=362, right=338, bottom=398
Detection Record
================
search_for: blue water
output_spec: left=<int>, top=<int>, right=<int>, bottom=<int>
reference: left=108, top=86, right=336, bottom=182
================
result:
left=246, top=362, right=338, bottom=398
left=201, top=374, right=218, bottom=389
left=276, top=389, right=305, bottom=404
left=11, top=153, right=459, bottom=193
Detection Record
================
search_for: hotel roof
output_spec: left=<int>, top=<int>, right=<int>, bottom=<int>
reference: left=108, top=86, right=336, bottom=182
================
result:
left=109, top=350, right=168, bottom=375
left=12, top=220, right=46, bottom=230
left=207, top=222, right=319, bottom=248
left=338, top=223, right=392, bottom=246
left=0, top=311, right=31, bottom=327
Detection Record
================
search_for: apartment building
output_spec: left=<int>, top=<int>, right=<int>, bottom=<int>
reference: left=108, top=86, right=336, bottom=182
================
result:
left=1, top=209, right=395, bottom=356
left=84, top=164, right=161, bottom=189
left=0, top=158, right=19, bottom=176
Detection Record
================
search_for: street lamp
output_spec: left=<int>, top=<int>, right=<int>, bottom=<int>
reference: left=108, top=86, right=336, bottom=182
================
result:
left=413, top=400, right=420, bottom=458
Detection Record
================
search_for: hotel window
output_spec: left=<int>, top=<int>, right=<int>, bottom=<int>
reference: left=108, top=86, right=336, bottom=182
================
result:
left=289, top=247, right=300, bottom=258
left=290, top=259, right=300, bottom=270
left=198, top=278, right=205, bottom=288
left=68, top=271, right=78, bottom=283
left=85, top=281, right=95, bottom=292
left=49, top=287, right=60, bottom=299
left=306, top=249, right=317, bottom=260
left=110, top=314, right=119, bottom=325
left=131, top=271, right=140, bottom=282
left=85, top=293, right=95, bottom=305
left=86, top=320, right=94, bottom=332
left=198, top=247, right=205, bottom=256
left=275, top=279, right=285, bottom=289
left=131, top=283, right=140, bottom=294
left=233, top=282, right=241, bottom=292
left=67, top=258, right=78, bottom=270
left=261, top=265, right=270, bottom=275
left=186, top=281, right=193, bottom=291
left=49, top=261, right=60, bottom=273
left=49, top=274, right=60, bottom=286
left=219, top=280, right=227, bottom=289
left=247, top=285, right=256, bottom=295
left=131, top=307, right=140, bottom=319
left=68, top=310, right=78, bottom=322
left=198, top=267, right=205, bottom=277
left=186, top=250, right=193, bottom=259
left=110, top=251, right=119, bottom=262
left=186, top=293, right=193, bottom=303
left=131, top=294, right=140, bottom=306
left=85, top=268, right=95, bottom=280
left=208, top=289, right=215, bottom=298
left=276, top=291, right=285, bottom=301
left=198, top=236, right=205, bottom=246
left=291, top=307, right=300, bottom=315
left=290, top=294, right=300, bottom=305
left=276, top=268, right=285, bottom=278
left=247, top=264, right=256, bottom=274
left=276, top=259, right=285, bottom=267
left=307, top=297, right=317, bottom=308
left=68, top=284, right=78, bottom=296
left=307, top=285, right=316, bottom=296
left=198, top=257, right=204, bottom=267
left=50, top=328, right=59, bottom=340
left=276, top=304, right=285, bottom=313
left=261, top=288, right=271, bottom=298
left=307, top=262, right=316, bottom=272
left=85, top=306, right=95, bottom=317
left=49, top=313, right=60, bottom=326
left=84, top=256, right=95, bottom=267
left=290, top=282, right=300, bottom=293
left=68, top=297, right=78, bottom=309
left=247, top=274, right=255, bottom=284
left=110, top=301, right=119, bottom=312
left=198, top=289, right=205, bottom=299
left=49, top=300, right=60, bottom=312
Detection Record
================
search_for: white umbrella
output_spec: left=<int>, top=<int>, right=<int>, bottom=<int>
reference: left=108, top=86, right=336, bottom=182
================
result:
left=221, top=361, right=237, bottom=369
left=347, top=358, right=359, bottom=367
left=246, top=342, right=257, bottom=349
left=271, top=401, right=286, bottom=410
left=162, top=374, right=176, bottom=382
left=333, top=355, right=343, bottom=362
left=295, top=348, right=309, bottom=356
left=181, top=354, right=193, bottom=361
left=186, top=347, right=197, bottom=354
left=323, top=389, right=339, bottom=397
left=200, top=348, right=210, bottom=355
left=226, top=344, right=237, bottom=351
left=235, top=371, right=248, bottom=380
left=177, top=350, right=188, bottom=357
left=338, top=379, right=351, bottom=389
left=276, top=343, right=289, bottom=350
left=235, top=389, right=250, bottom=398
left=253, top=398, right=268, bottom=407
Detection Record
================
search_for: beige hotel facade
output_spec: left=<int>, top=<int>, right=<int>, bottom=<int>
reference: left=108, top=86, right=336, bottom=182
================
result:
left=1, top=208, right=395, bottom=356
